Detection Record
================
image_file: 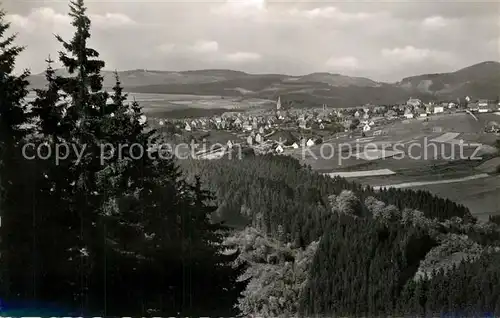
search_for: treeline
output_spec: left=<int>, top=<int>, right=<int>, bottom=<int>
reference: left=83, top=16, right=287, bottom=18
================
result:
left=218, top=180, right=500, bottom=316
left=398, top=251, right=500, bottom=316
left=299, top=214, right=437, bottom=316
left=299, top=212, right=500, bottom=316
left=0, top=1, right=241, bottom=316
left=179, top=154, right=500, bottom=316
left=180, top=154, right=473, bottom=243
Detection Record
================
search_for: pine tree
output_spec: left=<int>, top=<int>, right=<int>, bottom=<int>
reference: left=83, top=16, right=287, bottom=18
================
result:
left=2, top=0, right=240, bottom=313
left=0, top=7, right=30, bottom=143
left=0, top=4, right=32, bottom=302
left=32, top=0, right=110, bottom=311
left=31, top=56, right=71, bottom=141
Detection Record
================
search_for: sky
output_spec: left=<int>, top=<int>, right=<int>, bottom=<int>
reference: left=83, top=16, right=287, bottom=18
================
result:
left=2, top=0, right=500, bottom=82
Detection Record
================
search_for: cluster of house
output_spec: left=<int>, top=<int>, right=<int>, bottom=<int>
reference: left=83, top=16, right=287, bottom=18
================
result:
left=150, top=97, right=342, bottom=136
left=223, top=131, right=319, bottom=155
left=466, top=98, right=500, bottom=113
left=148, top=95, right=500, bottom=157
left=401, top=97, right=500, bottom=119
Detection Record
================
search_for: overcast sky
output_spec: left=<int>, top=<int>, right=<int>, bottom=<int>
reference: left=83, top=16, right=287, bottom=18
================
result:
left=3, top=0, right=499, bottom=82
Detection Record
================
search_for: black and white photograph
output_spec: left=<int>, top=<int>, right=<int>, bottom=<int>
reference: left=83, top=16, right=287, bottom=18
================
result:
left=0, top=0, right=499, bottom=316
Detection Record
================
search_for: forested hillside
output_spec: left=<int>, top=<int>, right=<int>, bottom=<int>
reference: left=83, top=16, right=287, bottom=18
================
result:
left=180, top=154, right=473, bottom=237
left=180, top=155, right=500, bottom=316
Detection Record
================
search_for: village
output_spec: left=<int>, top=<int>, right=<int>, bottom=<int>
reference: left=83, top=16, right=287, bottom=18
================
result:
left=148, top=96, right=500, bottom=159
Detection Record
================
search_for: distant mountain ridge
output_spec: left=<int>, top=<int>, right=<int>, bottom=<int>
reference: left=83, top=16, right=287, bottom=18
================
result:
left=27, top=61, right=500, bottom=107
left=396, top=61, right=500, bottom=100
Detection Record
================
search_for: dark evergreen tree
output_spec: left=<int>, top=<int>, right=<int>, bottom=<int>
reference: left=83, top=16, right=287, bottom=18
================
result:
left=0, top=7, right=30, bottom=143
left=25, top=1, right=241, bottom=314
left=31, top=56, right=70, bottom=141
left=0, top=4, right=32, bottom=303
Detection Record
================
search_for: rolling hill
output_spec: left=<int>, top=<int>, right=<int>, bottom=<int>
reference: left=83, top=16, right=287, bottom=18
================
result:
left=27, top=61, right=500, bottom=108
left=397, top=61, right=500, bottom=99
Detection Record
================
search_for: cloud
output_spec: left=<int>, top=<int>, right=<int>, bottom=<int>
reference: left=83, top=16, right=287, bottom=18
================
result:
left=381, top=46, right=432, bottom=62
left=325, top=56, right=359, bottom=70
left=5, top=14, right=30, bottom=29
left=4, top=1, right=498, bottom=81
left=191, top=40, right=219, bottom=53
left=90, top=13, right=136, bottom=28
left=6, top=7, right=136, bottom=32
left=287, top=6, right=372, bottom=22
left=210, top=0, right=266, bottom=19
left=225, top=52, right=261, bottom=62
left=155, top=41, right=259, bottom=64
left=422, top=16, right=449, bottom=29
left=381, top=46, right=431, bottom=61
left=157, top=40, right=219, bottom=55
left=157, top=43, right=177, bottom=53
left=488, top=37, right=500, bottom=51
left=6, top=7, right=70, bottom=32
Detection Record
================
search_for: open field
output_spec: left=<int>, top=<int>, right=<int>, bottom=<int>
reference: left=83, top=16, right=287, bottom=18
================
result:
left=125, top=93, right=274, bottom=113
left=325, top=169, right=395, bottom=178
left=25, top=92, right=275, bottom=116
left=372, top=173, right=489, bottom=190
left=302, top=113, right=499, bottom=219
left=408, top=176, right=500, bottom=221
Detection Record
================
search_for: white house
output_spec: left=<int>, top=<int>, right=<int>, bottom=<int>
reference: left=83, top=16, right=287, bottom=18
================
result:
left=354, top=111, right=361, bottom=118
left=363, top=123, right=371, bottom=132
left=468, top=102, right=479, bottom=111
left=319, top=123, right=325, bottom=130
left=298, top=119, right=307, bottom=129
left=291, top=142, right=299, bottom=149
left=275, top=145, right=284, bottom=153
left=306, top=138, right=315, bottom=147
left=246, top=135, right=253, bottom=145
left=255, top=133, right=263, bottom=143
left=404, top=108, right=414, bottom=119
left=433, top=105, right=444, bottom=114
left=478, top=99, right=489, bottom=107
left=185, top=122, right=192, bottom=131
left=227, top=140, right=233, bottom=149
left=418, top=109, right=428, bottom=118
left=407, top=98, right=422, bottom=107
left=478, top=100, right=490, bottom=113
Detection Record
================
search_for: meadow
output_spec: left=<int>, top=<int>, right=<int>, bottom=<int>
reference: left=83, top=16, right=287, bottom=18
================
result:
left=297, top=112, right=500, bottom=219
left=25, top=91, right=274, bottom=116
